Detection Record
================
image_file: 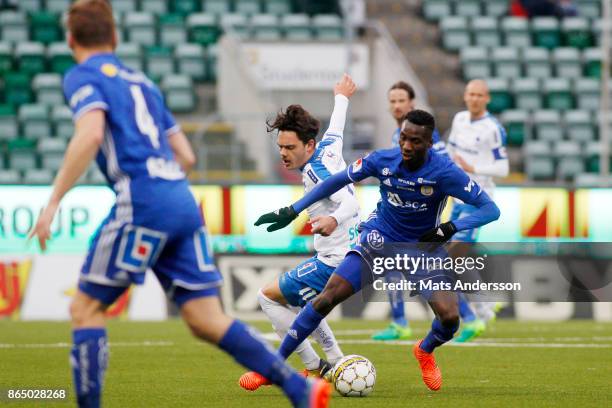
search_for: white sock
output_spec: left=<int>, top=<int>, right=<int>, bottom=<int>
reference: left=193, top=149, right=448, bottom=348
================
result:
left=472, top=302, right=496, bottom=322
left=258, top=289, right=320, bottom=370
left=289, top=305, right=343, bottom=365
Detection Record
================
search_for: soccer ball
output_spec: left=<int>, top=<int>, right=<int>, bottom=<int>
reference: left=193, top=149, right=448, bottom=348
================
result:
left=331, top=354, right=376, bottom=397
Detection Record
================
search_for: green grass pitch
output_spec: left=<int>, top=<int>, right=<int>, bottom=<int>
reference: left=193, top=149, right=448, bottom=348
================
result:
left=1, top=319, right=611, bottom=407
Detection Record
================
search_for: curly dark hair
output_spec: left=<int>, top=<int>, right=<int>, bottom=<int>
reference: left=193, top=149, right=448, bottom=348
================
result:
left=267, top=105, right=320, bottom=144
left=404, top=109, right=435, bottom=132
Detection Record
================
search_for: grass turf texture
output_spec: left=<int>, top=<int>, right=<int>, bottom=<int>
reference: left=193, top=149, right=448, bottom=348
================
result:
left=1, top=320, right=611, bottom=407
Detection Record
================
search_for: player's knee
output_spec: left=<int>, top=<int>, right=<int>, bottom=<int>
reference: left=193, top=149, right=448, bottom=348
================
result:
left=69, top=297, right=103, bottom=327
left=438, top=306, right=460, bottom=327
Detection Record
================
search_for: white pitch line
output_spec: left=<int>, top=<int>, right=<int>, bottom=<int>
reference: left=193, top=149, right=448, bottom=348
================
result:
left=0, top=341, right=174, bottom=349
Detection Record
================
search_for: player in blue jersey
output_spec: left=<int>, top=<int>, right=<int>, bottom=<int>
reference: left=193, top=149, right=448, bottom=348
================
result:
left=27, top=2, right=330, bottom=407
left=372, top=81, right=449, bottom=342
left=254, top=110, right=500, bottom=391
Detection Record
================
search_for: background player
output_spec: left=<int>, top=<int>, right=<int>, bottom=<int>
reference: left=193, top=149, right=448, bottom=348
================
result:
left=27, top=1, right=330, bottom=407
left=254, top=110, right=501, bottom=391
left=447, top=79, right=509, bottom=342
left=372, top=81, right=447, bottom=342
left=239, top=74, right=359, bottom=390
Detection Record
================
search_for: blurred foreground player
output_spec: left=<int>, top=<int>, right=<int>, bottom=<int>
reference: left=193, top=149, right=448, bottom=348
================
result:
left=447, top=79, right=509, bottom=342
left=240, top=74, right=359, bottom=390
left=255, top=110, right=500, bottom=390
left=27, top=1, right=330, bottom=407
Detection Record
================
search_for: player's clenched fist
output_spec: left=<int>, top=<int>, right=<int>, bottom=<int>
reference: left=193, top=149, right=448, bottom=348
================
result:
left=254, top=206, right=298, bottom=232
left=334, top=73, right=357, bottom=99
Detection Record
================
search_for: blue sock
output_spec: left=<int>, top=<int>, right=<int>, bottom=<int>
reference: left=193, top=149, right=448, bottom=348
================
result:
left=387, top=272, right=408, bottom=327
left=278, top=302, right=324, bottom=360
left=219, top=320, right=306, bottom=406
left=71, top=328, right=108, bottom=408
left=420, top=318, right=459, bottom=353
left=458, top=293, right=477, bottom=322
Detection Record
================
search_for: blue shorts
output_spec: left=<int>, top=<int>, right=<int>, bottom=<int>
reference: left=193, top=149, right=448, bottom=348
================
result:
left=79, top=213, right=223, bottom=307
left=336, top=227, right=455, bottom=300
left=279, top=256, right=335, bottom=307
left=451, top=203, right=479, bottom=243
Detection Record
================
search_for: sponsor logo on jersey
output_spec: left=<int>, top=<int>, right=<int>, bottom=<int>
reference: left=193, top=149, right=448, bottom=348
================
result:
left=383, top=178, right=392, bottom=187
left=306, top=169, right=318, bottom=184
left=69, top=84, right=94, bottom=108
left=382, top=167, right=391, bottom=176
left=288, top=329, right=298, bottom=339
left=352, top=158, right=363, bottom=172
left=146, top=157, right=186, bottom=180
left=101, top=63, right=118, bottom=77
left=366, top=230, right=384, bottom=250
left=397, top=178, right=415, bottom=186
left=417, top=177, right=437, bottom=185
left=420, top=185, right=434, bottom=196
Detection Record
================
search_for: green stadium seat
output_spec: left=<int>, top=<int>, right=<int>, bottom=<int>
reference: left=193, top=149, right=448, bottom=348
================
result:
left=534, top=110, right=562, bottom=141
left=557, top=156, right=585, bottom=180
left=30, top=11, right=62, bottom=44
left=0, top=153, right=4, bottom=170
left=141, top=0, right=168, bottom=14
left=493, top=47, right=521, bottom=78
left=236, top=0, right=262, bottom=15
left=0, top=105, right=17, bottom=141
left=33, top=73, right=63, bottom=105
left=46, top=0, right=71, bottom=14
left=455, top=0, right=481, bottom=17
left=116, top=43, right=143, bottom=72
left=219, top=14, right=249, bottom=39
left=19, top=0, right=42, bottom=13
left=112, top=0, right=137, bottom=13
left=282, top=14, right=312, bottom=40
left=575, top=172, right=608, bottom=186
left=523, top=47, right=551, bottom=79
left=592, top=19, right=602, bottom=46
left=160, top=14, right=187, bottom=46
left=513, top=77, right=542, bottom=110
left=4, top=72, right=32, bottom=106
left=422, top=0, right=452, bottom=22
left=584, top=140, right=612, bottom=172
left=501, top=109, right=529, bottom=146
left=524, top=141, right=554, bottom=179
left=38, top=137, right=66, bottom=171
left=51, top=106, right=73, bottom=139
left=502, top=17, right=531, bottom=48
left=483, top=0, right=509, bottom=17
left=0, top=42, right=13, bottom=76
left=48, top=42, right=75, bottom=75
left=19, top=104, right=50, bottom=139
left=15, top=42, right=46, bottom=76
left=487, top=77, right=513, bottom=113
left=440, top=16, right=470, bottom=51
left=266, top=0, right=292, bottom=14
left=553, top=47, right=582, bottom=78
left=251, top=14, right=282, bottom=40
left=162, top=75, right=196, bottom=112
left=188, top=13, right=220, bottom=45
left=575, top=78, right=600, bottom=110
left=312, top=14, right=344, bottom=41
left=176, top=43, right=206, bottom=81
left=472, top=17, right=501, bottom=47
left=23, top=169, right=54, bottom=184
left=0, top=170, right=21, bottom=184
left=543, top=78, right=573, bottom=110
left=532, top=17, right=560, bottom=49
left=0, top=11, right=29, bottom=43
left=203, top=0, right=231, bottom=14
left=575, top=0, right=600, bottom=19
left=554, top=140, right=582, bottom=158
left=125, top=12, right=157, bottom=46
left=565, top=110, right=595, bottom=142
left=173, top=0, right=202, bottom=15
left=8, top=138, right=37, bottom=171
left=207, top=44, right=218, bottom=82
left=460, top=47, right=491, bottom=79
left=562, top=17, right=592, bottom=49
left=145, top=45, right=175, bottom=81
left=584, top=48, right=601, bottom=78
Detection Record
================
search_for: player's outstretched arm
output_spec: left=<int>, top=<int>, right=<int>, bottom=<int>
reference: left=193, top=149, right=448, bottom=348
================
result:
left=254, top=170, right=353, bottom=232
left=324, top=74, right=356, bottom=137
left=28, top=110, right=104, bottom=250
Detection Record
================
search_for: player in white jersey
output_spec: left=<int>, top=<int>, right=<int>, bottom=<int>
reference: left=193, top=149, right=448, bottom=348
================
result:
left=239, top=74, right=360, bottom=391
left=446, top=79, right=509, bottom=342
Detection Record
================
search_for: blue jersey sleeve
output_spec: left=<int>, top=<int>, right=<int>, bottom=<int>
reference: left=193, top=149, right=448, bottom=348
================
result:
left=63, top=67, right=108, bottom=121
left=440, top=164, right=500, bottom=231
left=347, top=152, right=378, bottom=183
left=150, top=83, right=180, bottom=136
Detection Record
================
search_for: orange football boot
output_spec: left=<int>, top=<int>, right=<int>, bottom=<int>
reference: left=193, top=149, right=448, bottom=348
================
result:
left=238, top=371, right=271, bottom=391
left=305, top=378, right=331, bottom=408
left=412, top=340, right=442, bottom=391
